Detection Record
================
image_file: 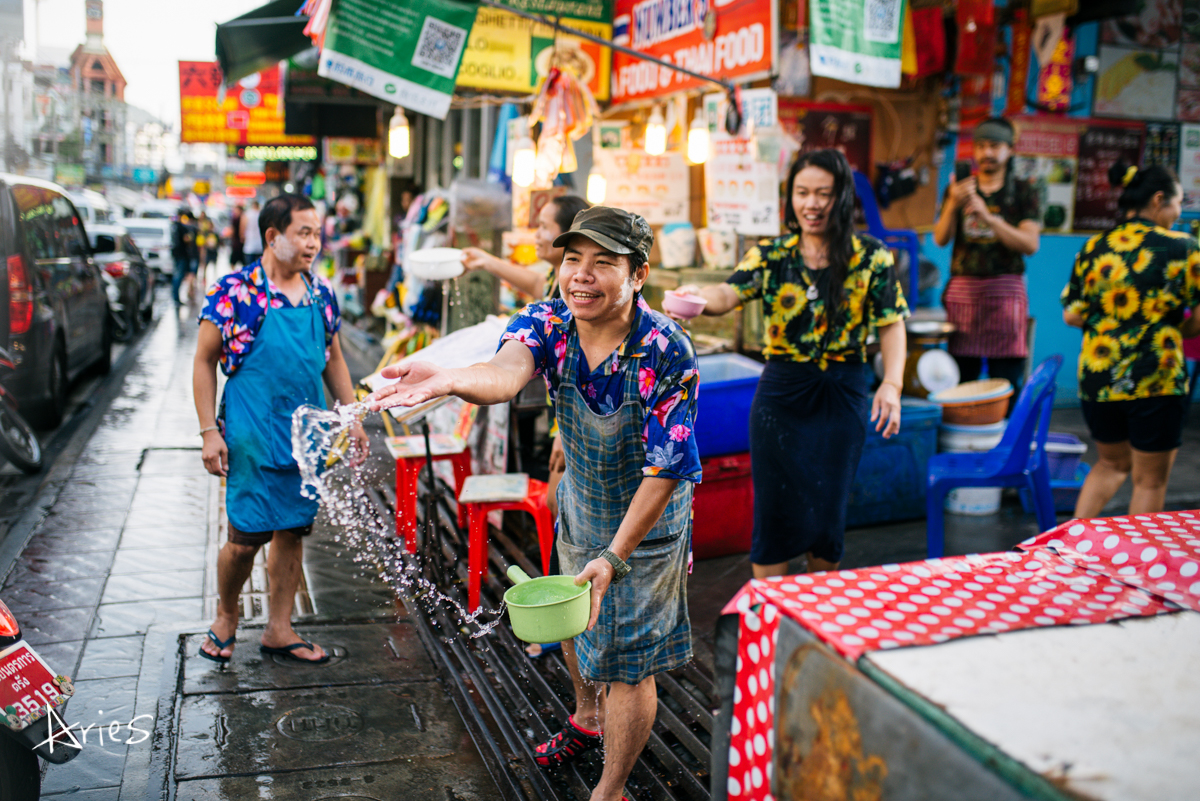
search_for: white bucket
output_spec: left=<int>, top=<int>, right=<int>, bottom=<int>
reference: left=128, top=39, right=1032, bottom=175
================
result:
left=939, top=422, right=1006, bottom=515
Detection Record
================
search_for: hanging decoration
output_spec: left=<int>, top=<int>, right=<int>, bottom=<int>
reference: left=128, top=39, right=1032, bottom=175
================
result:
left=527, top=62, right=600, bottom=186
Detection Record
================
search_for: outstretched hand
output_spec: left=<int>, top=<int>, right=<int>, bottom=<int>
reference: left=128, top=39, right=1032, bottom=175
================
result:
left=364, top=360, right=454, bottom=411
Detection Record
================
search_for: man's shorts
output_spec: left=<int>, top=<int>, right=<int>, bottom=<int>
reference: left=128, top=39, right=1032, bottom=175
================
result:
left=1081, top=395, right=1188, bottom=453
left=228, top=522, right=314, bottom=547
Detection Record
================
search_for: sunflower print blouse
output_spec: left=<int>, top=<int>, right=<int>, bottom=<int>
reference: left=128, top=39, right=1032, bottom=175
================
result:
left=727, top=234, right=910, bottom=364
left=1061, top=217, right=1200, bottom=402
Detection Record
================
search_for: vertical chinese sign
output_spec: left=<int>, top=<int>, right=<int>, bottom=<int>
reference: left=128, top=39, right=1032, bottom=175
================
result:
left=179, top=62, right=314, bottom=146
left=611, top=0, right=776, bottom=103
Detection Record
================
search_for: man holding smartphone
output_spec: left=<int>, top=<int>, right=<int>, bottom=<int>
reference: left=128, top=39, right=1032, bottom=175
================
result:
left=933, top=117, right=1041, bottom=392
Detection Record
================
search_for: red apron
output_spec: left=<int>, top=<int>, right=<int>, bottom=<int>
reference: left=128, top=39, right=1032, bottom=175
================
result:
left=943, top=274, right=1028, bottom=358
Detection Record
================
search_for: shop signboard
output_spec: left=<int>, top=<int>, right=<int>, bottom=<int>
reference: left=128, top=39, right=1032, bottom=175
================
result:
left=1142, top=122, right=1181, bottom=172
left=1011, top=116, right=1082, bottom=234
left=610, top=0, right=776, bottom=103
left=318, top=0, right=477, bottom=120
left=704, top=90, right=780, bottom=236
left=593, top=149, right=690, bottom=225
left=1179, top=124, right=1200, bottom=212
left=458, top=0, right=612, bottom=101
left=324, top=137, right=383, bottom=165
left=132, top=167, right=157, bottom=185
left=179, top=61, right=314, bottom=147
left=809, top=0, right=907, bottom=88
left=776, top=99, right=873, bottom=175
left=1073, top=122, right=1144, bottom=231
left=54, top=164, right=84, bottom=187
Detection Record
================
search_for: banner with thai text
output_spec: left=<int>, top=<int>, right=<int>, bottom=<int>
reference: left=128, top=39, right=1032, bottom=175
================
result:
left=179, top=61, right=313, bottom=146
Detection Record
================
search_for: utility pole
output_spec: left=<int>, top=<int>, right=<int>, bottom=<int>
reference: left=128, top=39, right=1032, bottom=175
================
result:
left=2, top=38, right=10, bottom=172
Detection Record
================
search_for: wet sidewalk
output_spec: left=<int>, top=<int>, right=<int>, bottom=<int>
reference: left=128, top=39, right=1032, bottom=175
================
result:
left=1, top=300, right=493, bottom=799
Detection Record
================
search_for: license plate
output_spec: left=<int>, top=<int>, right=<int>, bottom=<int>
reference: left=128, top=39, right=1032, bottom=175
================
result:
left=0, top=641, right=73, bottom=732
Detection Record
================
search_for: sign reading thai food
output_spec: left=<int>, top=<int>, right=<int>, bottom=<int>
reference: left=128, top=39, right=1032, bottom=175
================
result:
left=610, top=0, right=776, bottom=103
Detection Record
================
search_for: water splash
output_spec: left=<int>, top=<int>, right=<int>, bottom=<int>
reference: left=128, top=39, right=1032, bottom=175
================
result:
left=291, top=402, right=506, bottom=639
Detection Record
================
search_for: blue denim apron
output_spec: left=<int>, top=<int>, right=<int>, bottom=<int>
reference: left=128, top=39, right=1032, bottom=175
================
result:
left=554, top=326, right=693, bottom=685
left=223, top=278, right=325, bottom=534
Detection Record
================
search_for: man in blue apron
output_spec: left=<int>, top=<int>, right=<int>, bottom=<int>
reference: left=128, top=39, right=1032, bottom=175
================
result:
left=367, top=208, right=702, bottom=801
left=193, top=194, right=368, bottom=665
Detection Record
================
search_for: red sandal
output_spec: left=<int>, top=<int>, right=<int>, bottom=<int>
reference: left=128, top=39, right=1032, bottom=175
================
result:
left=533, top=715, right=603, bottom=767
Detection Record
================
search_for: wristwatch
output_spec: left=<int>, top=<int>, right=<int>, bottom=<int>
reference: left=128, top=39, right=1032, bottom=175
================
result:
left=599, top=548, right=632, bottom=583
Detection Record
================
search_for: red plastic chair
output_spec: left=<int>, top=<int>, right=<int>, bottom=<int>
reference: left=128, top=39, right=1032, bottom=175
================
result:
left=385, top=435, right=472, bottom=553
left=458, top=475, right=555, bottom=612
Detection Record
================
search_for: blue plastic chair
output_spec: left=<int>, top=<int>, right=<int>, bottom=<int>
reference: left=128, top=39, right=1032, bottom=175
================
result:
left=853, top=170, right=920, bottom=302
left=925, top=355, right=1064, bottom=558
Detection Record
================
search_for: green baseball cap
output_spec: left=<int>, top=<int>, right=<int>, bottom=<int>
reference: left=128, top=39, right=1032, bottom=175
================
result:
left=553, top=206, right=653, bottom=263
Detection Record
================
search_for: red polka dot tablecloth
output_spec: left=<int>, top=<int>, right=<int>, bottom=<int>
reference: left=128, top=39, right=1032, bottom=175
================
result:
left=1018, top=511, right=1200, bottom=611
left=719, top=517, right=1194, bottom=801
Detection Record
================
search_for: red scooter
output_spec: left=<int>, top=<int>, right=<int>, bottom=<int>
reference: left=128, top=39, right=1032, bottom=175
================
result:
left=0, top=598, right=77, bottom=800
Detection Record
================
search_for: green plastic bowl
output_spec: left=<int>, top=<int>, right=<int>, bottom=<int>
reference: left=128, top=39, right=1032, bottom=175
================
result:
left=504, top=565, right=591, bottom=644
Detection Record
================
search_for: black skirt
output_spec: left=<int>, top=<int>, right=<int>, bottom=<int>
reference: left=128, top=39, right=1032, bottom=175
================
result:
left=749, top=360, right=870, bottom=565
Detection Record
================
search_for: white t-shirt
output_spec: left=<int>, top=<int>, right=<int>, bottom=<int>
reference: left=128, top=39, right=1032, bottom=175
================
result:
left=242, top=209, right=262, bottom=254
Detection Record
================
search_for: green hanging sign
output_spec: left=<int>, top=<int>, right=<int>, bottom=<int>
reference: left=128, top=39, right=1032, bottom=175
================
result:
left=318, top=0, right=477, bottom=120
left=809, top=0, right=907, bottom=89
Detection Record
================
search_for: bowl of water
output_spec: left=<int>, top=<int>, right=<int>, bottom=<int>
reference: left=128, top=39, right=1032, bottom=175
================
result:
left=408, top=247, right=465, bottom=281
left=504, top=565, right=591, bottom=644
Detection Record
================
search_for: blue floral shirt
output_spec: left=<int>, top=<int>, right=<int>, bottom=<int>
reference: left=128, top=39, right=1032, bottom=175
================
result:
left=199, top=261, right=341, bottom=377
left=500, top=297, right=702, bottom=484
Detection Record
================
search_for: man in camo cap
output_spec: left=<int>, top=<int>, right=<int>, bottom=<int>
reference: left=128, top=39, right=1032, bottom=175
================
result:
left=368, top=207, right=702, bottom=801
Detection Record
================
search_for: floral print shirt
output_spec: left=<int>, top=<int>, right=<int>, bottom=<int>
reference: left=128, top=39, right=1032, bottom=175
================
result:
left=500, top=296, right=702, bottom=484
left=199, top=261, right=341, bottom=377
left=1061, top=217, right=1200, bottom=401
left=728, top=234, right=909, bottom=364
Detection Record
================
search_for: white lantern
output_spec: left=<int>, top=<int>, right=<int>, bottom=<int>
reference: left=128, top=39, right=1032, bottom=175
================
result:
left=686, top=109, right=709, bottom=165
left=388, top=107, right=410, bottom=159
left=586, top=166, right=607, bottom=204
left=512, top=134, right=537, bottom=188
left=644, top=105, right=667, bottom=156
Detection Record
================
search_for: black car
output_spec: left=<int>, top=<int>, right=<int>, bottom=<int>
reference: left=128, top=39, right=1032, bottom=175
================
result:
left=88, top=223, right=155, bottom=341
left=0, top=175, right=111, bottom=429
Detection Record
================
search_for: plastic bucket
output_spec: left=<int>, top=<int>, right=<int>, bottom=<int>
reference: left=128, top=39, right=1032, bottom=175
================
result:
left=503, top=566, right=591, bottom=644
left=939, top=421, right=1006, bottom=516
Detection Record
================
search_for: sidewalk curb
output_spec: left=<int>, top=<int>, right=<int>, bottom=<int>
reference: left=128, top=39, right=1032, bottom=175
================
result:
left=0, top=319, right=160, bottom=588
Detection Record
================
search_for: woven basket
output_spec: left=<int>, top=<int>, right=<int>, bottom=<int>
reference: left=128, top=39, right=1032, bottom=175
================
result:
left=931, top=379, right=1014, bottom=425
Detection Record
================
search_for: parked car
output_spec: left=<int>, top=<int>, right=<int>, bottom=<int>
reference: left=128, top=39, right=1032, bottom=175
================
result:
left=121, top=217, right=173, bottom=275
left=87, top=223, right=154, bottom=342
left=0, top=175, right=111, bottom=429
left=134, top=199, right=186, bottom=219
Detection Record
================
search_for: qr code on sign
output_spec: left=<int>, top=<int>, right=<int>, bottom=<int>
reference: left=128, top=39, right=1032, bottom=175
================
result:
left=412, top=16, right=468, bottom=79
left=863, top=0, right=901, bottom=44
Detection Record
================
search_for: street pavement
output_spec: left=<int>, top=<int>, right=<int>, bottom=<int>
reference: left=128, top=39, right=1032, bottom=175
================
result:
left=1, top=285, right=1198, bottom=798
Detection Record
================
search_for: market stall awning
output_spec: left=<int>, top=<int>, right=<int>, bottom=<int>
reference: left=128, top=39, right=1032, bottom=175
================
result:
left=215, top=0, right=312, bottom=85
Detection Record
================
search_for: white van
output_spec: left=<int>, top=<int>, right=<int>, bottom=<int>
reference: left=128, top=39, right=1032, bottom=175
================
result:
left=69, top=188, right=115, bottom=228
left=121, top=217, right=173, bottom=274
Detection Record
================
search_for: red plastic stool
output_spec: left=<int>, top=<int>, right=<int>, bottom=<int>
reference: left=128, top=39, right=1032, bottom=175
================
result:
left=385, top=435, right=472, bottom=553
left=458, top=474, right=555, bottom=612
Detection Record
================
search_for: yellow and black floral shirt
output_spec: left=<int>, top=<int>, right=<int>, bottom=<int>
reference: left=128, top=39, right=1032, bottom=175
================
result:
left=1061, top=217, right=1200, bottom=402
left=728, top=234, right=909, bottom=364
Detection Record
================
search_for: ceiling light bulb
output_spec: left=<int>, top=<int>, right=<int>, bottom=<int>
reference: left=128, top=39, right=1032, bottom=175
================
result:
left=512, top=134, right=537, bottom=187
left=644, top=105, right=666, bottom=156
left=388, top=107, right=410, bottom=159
left=687, top=109, right=709, bottom=165
left=586, top=166, right=607, bottom=204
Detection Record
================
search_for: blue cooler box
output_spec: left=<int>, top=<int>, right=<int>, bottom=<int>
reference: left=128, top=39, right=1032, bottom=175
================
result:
left=695, top=353, right=765, bottom=459
left=846, top=397, right=943, bottom=527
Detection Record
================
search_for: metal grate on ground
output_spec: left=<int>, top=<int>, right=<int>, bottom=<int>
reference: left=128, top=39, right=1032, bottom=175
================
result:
left=362, top=473, right=716, bottom=801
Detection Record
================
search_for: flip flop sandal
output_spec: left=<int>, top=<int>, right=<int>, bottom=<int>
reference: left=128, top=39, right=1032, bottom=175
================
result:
left=534, top=715, right=602, bottom=767
left=259, top=640, right=331, bottom=664
left=199, top=629, right=236, bottom=665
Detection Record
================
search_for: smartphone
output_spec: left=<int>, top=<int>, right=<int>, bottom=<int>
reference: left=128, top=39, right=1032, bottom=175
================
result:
left=954, top=160, right=972, bottom=182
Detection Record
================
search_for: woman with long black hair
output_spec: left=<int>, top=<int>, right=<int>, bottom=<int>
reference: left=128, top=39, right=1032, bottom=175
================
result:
left=674, top=148, right=908, bottom=578
left=1062, top=161, right=1200, bottom=517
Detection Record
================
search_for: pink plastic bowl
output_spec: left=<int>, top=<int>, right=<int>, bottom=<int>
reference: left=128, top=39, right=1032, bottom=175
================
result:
left=662, top=291, right=708, bottom=319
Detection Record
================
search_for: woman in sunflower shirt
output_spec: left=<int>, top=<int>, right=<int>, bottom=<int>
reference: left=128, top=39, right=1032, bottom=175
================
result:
left=1062, top=161, right=1200, bottom=518
left=674, top=149, right=909, bottom=579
